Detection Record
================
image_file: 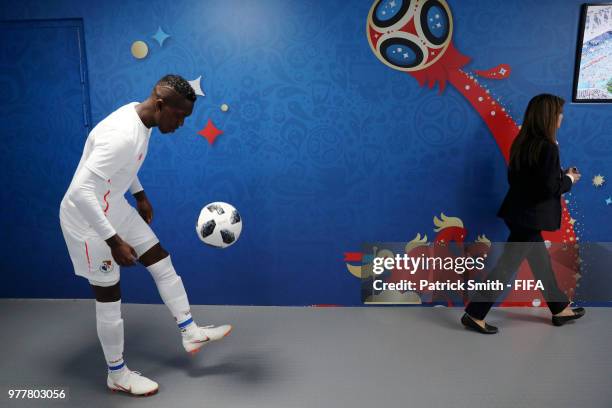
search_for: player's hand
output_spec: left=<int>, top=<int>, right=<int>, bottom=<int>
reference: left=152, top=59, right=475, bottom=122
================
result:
left=134, top=191, right=153, bottom=224
left=105, top=234, right=138, bottom=266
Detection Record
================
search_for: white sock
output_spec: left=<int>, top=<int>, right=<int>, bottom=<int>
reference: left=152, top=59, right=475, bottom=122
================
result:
left=95, top=300, right=126, bottom=375
left=146, top=256, right=197, bottom=335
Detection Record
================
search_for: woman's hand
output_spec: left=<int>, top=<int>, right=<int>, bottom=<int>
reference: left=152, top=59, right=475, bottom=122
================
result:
left=566, top=167, right=581, bottom=183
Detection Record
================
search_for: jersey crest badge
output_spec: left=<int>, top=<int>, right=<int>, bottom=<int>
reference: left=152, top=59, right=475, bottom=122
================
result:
left=99, top=260, right=115, bottom=273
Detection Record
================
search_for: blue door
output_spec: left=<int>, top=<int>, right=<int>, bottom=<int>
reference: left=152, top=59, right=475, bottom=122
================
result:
left=0, top=19, right=91, bottom=298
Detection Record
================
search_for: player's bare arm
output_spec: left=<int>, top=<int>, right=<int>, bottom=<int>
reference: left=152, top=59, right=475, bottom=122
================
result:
left=133, top=190, right=153, bottom=224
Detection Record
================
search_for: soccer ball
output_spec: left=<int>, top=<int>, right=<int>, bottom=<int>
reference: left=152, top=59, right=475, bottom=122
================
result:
left=196, top=202, right=242, bottom=248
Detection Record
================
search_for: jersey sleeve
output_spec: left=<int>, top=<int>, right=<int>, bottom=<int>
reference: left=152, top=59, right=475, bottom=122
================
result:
left=129, top=176, right=144, bottom=195
left=67, top=167, right=117, bottom=240
left=84, top=129, right=134, bottom=181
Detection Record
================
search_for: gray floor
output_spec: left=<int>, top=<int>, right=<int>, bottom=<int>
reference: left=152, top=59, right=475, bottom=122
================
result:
left=0, top=300, right=610, bottom=408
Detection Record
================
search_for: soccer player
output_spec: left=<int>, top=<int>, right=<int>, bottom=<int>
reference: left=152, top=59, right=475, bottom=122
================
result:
left=60, top=75, right=232, bottom=396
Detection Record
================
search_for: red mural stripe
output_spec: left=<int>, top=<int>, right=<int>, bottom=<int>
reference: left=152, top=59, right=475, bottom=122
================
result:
left=344, top=252, right=363, bottom=262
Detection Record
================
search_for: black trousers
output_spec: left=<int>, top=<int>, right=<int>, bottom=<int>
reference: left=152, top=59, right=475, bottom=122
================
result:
left=465, top=222, right=569, bottom=320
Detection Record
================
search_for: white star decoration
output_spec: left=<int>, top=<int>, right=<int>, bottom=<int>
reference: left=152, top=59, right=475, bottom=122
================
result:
left=188, top=76, right=205, bottom=96
left=499, top=68, right=507, bottom=75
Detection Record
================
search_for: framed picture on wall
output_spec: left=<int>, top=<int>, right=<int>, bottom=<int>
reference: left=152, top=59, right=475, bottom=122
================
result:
left=572, top=3, right=612, bottom=103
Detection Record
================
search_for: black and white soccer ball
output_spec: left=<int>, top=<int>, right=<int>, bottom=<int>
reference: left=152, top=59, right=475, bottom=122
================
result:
left=196, top=202, right=242, bottom=248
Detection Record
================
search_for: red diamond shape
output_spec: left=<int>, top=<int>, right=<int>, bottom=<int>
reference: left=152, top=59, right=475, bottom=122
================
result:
left=197, top=119, right=223, bottom=145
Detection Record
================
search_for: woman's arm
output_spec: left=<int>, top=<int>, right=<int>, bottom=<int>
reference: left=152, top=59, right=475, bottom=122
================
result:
left=539, top=142, right=572, bottom=197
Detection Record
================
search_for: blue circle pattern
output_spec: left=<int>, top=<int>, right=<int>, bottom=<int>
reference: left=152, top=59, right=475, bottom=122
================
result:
left=386, top=44, right=419, bottom=66
left=427, top=6, right=448, bottom=40
left=375, top=0, right=404, bottom=22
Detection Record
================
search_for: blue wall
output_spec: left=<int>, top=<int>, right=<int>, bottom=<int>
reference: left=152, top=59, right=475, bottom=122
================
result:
left=1, top=0, right=610, bottom=305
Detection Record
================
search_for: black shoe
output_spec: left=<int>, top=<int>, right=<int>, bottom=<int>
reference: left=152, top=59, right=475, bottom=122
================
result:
left=461, top=313, right=498, bottom=334
left=552, top=307, right=585, bottom=326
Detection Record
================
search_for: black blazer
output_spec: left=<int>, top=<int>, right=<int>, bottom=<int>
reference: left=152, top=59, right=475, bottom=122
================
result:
left=497, top=141, right=572, bottom=231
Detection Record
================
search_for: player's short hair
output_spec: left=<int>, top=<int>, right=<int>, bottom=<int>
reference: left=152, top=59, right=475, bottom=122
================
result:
left=155, top=74, right=196, bottom=103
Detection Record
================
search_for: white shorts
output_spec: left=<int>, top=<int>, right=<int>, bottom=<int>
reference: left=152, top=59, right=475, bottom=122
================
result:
left=60, top=205, right=159, bottom=285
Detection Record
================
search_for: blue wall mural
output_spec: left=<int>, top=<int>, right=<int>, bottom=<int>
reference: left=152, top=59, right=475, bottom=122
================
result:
left=1, top=0, right=610, bottom=305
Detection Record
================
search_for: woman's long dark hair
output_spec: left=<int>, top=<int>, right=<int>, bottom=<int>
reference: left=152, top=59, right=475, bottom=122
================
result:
left=509, top=94, right=565, bottom=170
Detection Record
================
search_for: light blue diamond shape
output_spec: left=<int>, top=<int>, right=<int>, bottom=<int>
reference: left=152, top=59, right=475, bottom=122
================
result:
left=152, top=26, right=170, bottom=47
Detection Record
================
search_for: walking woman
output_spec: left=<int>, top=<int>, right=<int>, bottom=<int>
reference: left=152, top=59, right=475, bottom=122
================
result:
left=461, top=93, right=585, bottom=334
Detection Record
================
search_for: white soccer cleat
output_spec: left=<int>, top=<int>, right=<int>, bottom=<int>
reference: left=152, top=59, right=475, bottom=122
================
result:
left=107, top=368, right=159, bottom=396
left=182, top=324, right=232, bottom=355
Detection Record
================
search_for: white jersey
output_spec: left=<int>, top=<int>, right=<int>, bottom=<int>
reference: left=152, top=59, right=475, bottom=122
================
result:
left=61, top=102, right=152, bottom=237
